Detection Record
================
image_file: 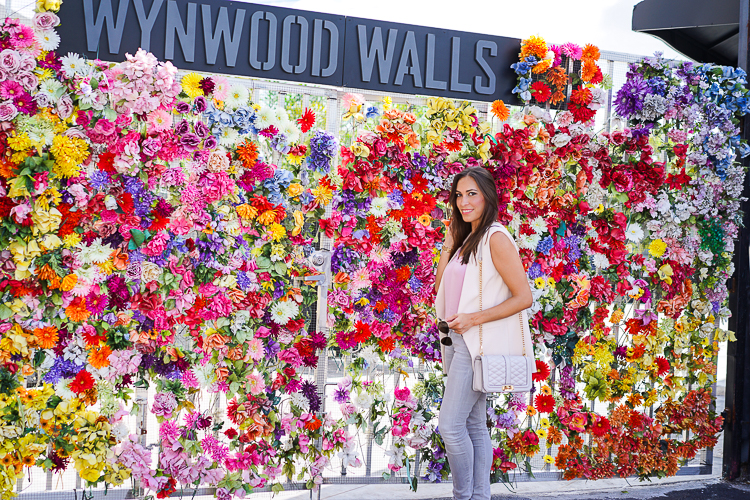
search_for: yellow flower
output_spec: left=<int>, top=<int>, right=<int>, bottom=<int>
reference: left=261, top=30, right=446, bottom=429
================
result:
left=181, top=73, right=205, bottom=99
left=292, top=210, right=304, bottom=237
left=657, top=263, right=673, bottom=284
left=594, top=203, right=605, bottom=214
left=417, top=214, right=431, bottom=227
left=610, top=309, right=624, bottom=324
left=236, top=204, right=258, bottom=220
left=268, top=223, right=286, bottom=242
left=540, top=385, right=552, bottom=395
left=351, top=142, right=370, bottom=157
left=63, top=233, right=82, bottom=247
left=648, top=238, right=667, bottom=258
left=286, top=154, right=304, bottom=166
left=30, top=206, right=62, bottom=235
left=543, top=454, right=554, bottom=464
left=312, top=184, right=334, bottom=206
left=536, top=428, right=548, bottom=440
left=8, top=133, right=32, bottom=151
left=50, top=135, right=89, bottom=179
left=36, top=0, right=61, bottom=11
left=539, top=417, right=550, bottom=428
left=382, top=96, right=392, bottom=111
left=546, top=277, right=555, bottom=287
left=287, top=183, right=303, bottom=197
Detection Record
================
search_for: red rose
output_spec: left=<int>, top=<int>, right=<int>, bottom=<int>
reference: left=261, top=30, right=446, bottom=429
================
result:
left=611, top=170, right=633, bottom=192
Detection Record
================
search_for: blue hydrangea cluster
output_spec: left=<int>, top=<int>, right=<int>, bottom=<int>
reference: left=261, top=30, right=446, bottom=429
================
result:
left=536, top=235, right=554, bottom=255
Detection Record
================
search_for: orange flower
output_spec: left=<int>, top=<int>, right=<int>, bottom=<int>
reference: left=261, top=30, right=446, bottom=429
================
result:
left=37, top=264, right=56, bottom=281
left=33, top=326, right=58, bottom=349
left=61, top=274, right=78, bottom=291
left=532, top=59, right=553, bottom=74
left=550, top=90, right=566, bottom=105
left=547, top=66, right=568, bottom=88
left=65, top=296, right=90, bottom=322
left=581, top=60, right=599, bottom=82
left=491, top=100, right=510, bottom=121
left=582, top=43, right=600, bottom=61
left=111, top=249, right=129, bottom=271
left=88, top=345, right=112, bottom=369
left=237, top=139, right=259, bottom=168
left=236, top=204, right=258, bottom=220
left=520, top=35, right=547, bottom=60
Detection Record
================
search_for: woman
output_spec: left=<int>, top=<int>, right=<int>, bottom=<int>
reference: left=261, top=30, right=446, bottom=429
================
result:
left=434, top=166, right=533, bottom=500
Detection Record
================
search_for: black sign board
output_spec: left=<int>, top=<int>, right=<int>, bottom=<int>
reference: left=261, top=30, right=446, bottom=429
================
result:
left=57, top=0, right=520, bottom=103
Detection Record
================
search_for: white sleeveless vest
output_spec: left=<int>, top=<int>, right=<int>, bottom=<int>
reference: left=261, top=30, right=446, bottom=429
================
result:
left=435, top=222, right=535, bottom=375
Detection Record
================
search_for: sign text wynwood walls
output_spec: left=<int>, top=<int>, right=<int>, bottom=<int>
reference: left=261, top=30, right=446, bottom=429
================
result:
left=58, top=0, right=521, bottom=103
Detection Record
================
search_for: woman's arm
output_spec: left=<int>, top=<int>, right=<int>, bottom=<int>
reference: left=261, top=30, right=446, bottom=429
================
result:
left=447, top=231, right=532, bottom=333
left=434, top=228, right=454, bottom=293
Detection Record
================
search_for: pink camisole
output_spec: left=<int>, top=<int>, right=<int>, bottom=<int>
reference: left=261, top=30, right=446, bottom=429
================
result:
left=443, top=251, right=467, bottom=319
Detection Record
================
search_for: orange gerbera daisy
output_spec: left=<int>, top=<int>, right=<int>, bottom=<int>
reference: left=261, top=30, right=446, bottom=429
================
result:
left=581, top=61, right=599, bottom=83
left=547, top=66, right=568, bottom=89
left=236, top=139, right=259, bottom=168
left=65, top=296, right=90, bottom=322
left=520, top=35, right=548, bottom=60
left=532, top=59, right=553, bottom=74
left=491, top=100, right=510, bottom=121
left=581, top=43, right=600, bottom=61
left=33, top=326, right=59, bottom=349
left=61, top=274, right=78, bottom=292
left=88, top=344, right=112, bottom=369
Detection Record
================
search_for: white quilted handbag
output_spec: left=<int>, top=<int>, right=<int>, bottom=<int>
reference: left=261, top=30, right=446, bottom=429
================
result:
left=471, top=235, right=534, bottom=394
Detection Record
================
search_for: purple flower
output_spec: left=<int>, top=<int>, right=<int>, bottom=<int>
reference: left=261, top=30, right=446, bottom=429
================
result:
left=180, top=133, right=200, bottom=150
left=175, top=101, right=191, bottom=114
left=614, top=72, right=649, bottom=118
left=193, top=95, right=207, bottom=113
left=333, top=387, right=350, bottom=403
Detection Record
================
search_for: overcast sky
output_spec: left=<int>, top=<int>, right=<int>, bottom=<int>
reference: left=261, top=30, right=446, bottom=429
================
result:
left=253, top=0, right=685, bottom=61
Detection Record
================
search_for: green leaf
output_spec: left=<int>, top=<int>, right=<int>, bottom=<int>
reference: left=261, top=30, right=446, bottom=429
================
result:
left=256, top=256, right=271, bottom=269
left=0, top=304, right=13, bottom=320
left=274, top=262, right=288, bottom=275
left=271, top=484, right=284, bottom=495
left=130, top=229, right=146, bottom=247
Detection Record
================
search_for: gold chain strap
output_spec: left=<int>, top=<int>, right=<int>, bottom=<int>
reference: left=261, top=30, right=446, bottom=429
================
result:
left=478, top=232, right=526, bottom=357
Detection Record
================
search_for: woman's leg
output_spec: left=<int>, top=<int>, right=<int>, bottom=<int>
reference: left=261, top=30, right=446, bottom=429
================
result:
left=438, top=333, right=482, bottom=500
left=466, top=391, right=492, bottom=500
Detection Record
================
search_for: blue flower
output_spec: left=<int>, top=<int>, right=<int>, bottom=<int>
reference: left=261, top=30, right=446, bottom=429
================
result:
left=365, top=105, right=380, bottom=119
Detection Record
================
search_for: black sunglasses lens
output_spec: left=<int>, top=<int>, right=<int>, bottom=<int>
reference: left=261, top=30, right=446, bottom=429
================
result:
left=438, top=321, right=449, bottom=334
left=440, top=337, right=453, bottom=346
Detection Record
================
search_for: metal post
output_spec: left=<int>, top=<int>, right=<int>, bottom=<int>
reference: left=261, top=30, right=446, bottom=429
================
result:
left=724, top=0, right=750, bottom=480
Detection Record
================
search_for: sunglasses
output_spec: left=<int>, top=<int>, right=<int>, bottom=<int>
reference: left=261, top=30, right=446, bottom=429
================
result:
left=437, top=320, right=452, bottom=346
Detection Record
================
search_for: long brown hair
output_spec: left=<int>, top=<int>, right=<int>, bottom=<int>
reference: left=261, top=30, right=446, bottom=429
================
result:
left=447, top=166, right=499, bottom=265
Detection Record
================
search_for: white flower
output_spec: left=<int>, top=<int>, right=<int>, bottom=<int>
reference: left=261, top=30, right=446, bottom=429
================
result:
left=592, top=253, right=610, bottom=270
left=270, top=300, right=299, bottom=325
left=369, top=197, right=389, bottom=217
left=255, top=105, right=274, bottom=130
left=35, top=29, right=60, bottom=51
left=87, top=238, right=112, bottom=264
left=518, top=233, right=541, bottom=250
left=551, top=133, right=571, bottom=148
left=274, top=106, right=290, bottom=123
left=353, top=390, right=374, bottom=411
left=54, top=379, right=76, bottom=400
left=290, top=392, right=310, bottom=412
left=530, top=216, right=547, bottom=234
left=60, top=52, right=88, bottom=78
left=218, top=127, right=239, bottom=147
left=625, top=223, right=645, bottom=242
left=224, top=84, right=248, bottom=109
left=358, top=345, right=379, bottom=366
left=279, top=118, right=300, bottom=143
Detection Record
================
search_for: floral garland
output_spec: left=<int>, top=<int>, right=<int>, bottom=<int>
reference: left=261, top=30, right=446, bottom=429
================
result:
left=0, top=5, right=745, bottom=497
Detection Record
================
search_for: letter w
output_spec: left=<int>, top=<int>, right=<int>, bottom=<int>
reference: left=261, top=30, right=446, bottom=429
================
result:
left=357, top=25, right=397, bottom=84
left=83, top=0, right=130, bottom=54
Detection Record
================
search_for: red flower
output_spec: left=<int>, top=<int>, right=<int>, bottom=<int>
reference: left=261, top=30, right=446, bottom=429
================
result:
left=655, top=356, right=670, bottom=376
left=532, top=360, right=551, bottom=382
left=224, top=428, right=238, bottom=439
left=590, top=415, right=610, bottom=437
left=568, top=87, right=596, bottom=122
left=530, top=81, right=552, bottom=103
left=534, top=393, right=556, bottom=413
left=69, top=370, right=95, bottom=394
left=297, top=108, right=316, bottom=132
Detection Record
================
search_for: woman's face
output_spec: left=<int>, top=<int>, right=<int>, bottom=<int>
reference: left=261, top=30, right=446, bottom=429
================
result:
left=455, top=176, right=485, bottom=225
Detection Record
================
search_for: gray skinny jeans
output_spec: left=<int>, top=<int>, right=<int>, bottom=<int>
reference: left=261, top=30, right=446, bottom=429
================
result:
left=438, top=330, right=492, bottom=500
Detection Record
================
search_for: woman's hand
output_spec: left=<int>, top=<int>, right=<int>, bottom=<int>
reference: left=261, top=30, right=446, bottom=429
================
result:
left=446, top=313, right=475, bottom=335
left=443, top=226, right=454, bottom=250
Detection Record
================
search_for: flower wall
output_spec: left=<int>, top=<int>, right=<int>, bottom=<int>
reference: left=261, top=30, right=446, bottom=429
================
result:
left=0, top=5, right=747, bottom=500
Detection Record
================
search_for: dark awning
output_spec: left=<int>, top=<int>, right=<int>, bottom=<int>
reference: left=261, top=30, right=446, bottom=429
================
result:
left=632, top=0, right=740, bottom=65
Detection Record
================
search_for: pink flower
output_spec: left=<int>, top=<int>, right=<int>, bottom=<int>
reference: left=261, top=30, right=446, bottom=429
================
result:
left=142, top=232, right=170, bottom=256
left=247, top=338, right=264, bottom=361
left=148, top=108, right=173, bottom=132
left=246, top=372, right=265, bottom=395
